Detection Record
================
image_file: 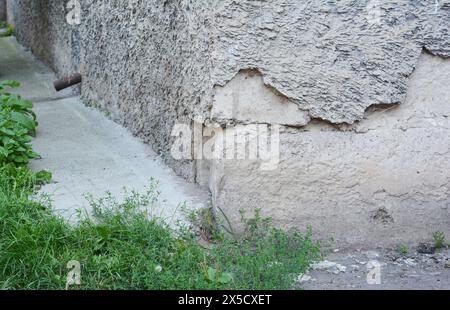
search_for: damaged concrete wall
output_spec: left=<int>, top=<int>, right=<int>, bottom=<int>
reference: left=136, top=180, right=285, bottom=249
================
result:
left=209, top=53, right=450, bottom=246
left=207, top=0, right=450, bottom=246
left=5, top=0, right=450, bottom=246
left=210, top=0, right=450, bottom=125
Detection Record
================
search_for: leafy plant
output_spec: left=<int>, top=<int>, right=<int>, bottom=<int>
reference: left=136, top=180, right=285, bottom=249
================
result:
left=398, top=245, right=409, bottom=255
left=0, top=80, right=21, bottom=92
left=0, top=81, right=37, bottom=134
left=35, top=170, right=52, bottom=185
left=0, top=22, right=13, bottom=38
left=0, top=80, right=39, bottom=166
left=203, top=265, right=234, bottom=285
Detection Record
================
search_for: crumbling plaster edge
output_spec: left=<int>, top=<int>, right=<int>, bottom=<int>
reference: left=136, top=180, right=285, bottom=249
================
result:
left=209, top=47, right=449, bottom=129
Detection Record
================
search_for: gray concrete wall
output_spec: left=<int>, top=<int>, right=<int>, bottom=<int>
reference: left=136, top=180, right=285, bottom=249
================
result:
left=6, top=0, right=214, bottom=181
left=5, top=1, right=80, bottom=77
left=0, top=0, right=6, bottom=22
left=5, top=0, right=450, bottom=246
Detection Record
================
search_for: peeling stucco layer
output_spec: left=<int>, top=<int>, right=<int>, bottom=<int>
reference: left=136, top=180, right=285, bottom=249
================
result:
left=212, top=0, right=450, bottom=124
left=210, top=53, right=450, bottom=246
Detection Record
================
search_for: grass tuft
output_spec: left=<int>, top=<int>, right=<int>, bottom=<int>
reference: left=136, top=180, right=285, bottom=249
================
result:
left=433, top=231, right=446, bottom=250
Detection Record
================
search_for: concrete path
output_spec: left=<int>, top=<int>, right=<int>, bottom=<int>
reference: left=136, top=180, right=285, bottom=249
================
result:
left=0, top=36, right=209, bottom=226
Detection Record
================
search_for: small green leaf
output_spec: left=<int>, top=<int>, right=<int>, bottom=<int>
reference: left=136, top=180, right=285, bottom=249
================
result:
left=206, top=267, right=217, bottom=282
left=10, top=112, right=37, bottom=132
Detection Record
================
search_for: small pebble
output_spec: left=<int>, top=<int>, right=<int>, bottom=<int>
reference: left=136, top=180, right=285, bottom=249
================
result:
left=364, top=251, right=380, bottom=259
left=404, top=258, right=417, bottom=267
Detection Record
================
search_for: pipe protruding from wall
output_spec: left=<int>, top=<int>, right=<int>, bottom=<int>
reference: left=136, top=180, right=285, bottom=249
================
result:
left=54, top=73, right=82, bottom=91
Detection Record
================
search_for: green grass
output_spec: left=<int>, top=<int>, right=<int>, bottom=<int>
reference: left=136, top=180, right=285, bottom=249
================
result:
left=0, top=165, right=321, bottom=290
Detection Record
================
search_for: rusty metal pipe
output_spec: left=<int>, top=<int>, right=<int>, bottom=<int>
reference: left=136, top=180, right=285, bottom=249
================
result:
left=54, top=73, right=82, bottom=91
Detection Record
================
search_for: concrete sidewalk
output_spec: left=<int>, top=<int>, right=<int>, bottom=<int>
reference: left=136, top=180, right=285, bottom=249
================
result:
left=0, top=36, right=209, bottom=226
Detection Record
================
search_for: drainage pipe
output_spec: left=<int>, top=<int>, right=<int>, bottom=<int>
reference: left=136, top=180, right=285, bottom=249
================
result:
left=54, top=73, right=82, bottom=91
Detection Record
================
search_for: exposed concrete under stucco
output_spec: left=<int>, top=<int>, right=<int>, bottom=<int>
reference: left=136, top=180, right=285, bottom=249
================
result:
left=212, top=69, right=310, bottom=127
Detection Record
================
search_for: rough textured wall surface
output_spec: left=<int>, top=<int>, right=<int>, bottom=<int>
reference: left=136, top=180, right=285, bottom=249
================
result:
left=6, top=1, right=80, bottom=76
left=7, top=0, right=449, bottom=161
left=206, top=0, right=449, bottom=246
left=5, top=0, right=450, bottom=246
left=79, top=0, right=213, bottom=181
left=0, top=0, right=6, bottom=21
left=6, top=0, right=215, bottom=180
